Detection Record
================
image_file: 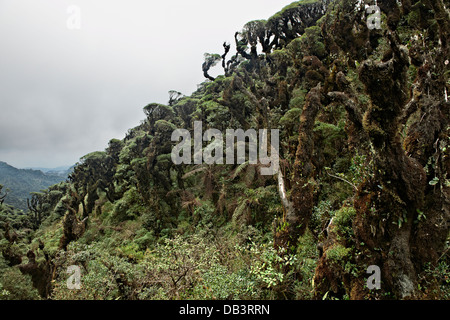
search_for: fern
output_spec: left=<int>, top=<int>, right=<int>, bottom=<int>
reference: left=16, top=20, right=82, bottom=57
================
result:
left=231, top=161, right=249, bottom=180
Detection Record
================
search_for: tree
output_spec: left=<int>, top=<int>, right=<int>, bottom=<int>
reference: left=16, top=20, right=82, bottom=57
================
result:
left=275, top=84, right=323, bottom=249
left=202, top=53, right=221, bottom=81
left=27, top=192, right=46, bottom=229
left=221, top=42, right=231, bottom=75
left=143, top=103, right=176, bottom=134
left=0, top=184, right=7, bottom=205
left=312, top=0, right=450, bottom=299
left=168, top=90, right=184, bottom=107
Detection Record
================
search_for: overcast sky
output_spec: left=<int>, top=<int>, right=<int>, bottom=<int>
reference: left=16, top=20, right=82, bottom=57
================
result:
left=0, top=0, right=295, bottom=169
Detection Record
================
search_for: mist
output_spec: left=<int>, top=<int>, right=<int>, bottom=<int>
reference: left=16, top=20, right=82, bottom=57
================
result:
left=0, top=0, right=295, bottom=168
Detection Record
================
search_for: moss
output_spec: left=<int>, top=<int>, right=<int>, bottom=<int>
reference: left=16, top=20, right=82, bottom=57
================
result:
left=362, top=109, right=386, bottom=140
left=326, top=244, right=352, bottom=264
left=314, top=121, right=345, bottom=140
left=268, top=0, right=319, bottom=21
left=110, top=187, right=144, bottom=223
left=1, top=0, right=449, bottom=301
left=154, top=119, right=177, bottom=133
left=298, top=26, right=327, bottom=58
left=280, top=108, right=302, bottom=127
left=33, top=223, right=64, bottom=257
left=314, top=121, right=346, bottom=162
left=333, top=206, right=356, bottom=239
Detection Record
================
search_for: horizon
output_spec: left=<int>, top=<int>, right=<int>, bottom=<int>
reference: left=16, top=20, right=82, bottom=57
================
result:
left=0, top=160, right=72, bottom=171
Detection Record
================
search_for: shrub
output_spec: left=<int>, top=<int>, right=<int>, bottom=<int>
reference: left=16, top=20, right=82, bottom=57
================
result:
left=51, top=243, right=142, bottom=300
left=294, top=230, right=319, bottom=299
left=0, top=267, right=41, bottom=300
left=111, top=188, right=143, bottom=223
left=236, top=239, right=297, bottom=299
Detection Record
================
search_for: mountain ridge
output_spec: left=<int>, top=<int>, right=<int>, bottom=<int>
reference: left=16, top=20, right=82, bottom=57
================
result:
left=0, top=161, right=69, bottom=212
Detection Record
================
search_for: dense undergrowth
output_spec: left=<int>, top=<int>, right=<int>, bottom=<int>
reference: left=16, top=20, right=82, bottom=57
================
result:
left=1, top=0, right=449, bottom=300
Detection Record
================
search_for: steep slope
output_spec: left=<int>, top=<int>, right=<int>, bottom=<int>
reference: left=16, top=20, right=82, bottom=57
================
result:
left=0, top=0, right=448, bottom=300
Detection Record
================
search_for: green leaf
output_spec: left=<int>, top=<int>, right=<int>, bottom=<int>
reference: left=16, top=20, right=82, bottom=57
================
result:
left=429, top=177, right=439, bottom=186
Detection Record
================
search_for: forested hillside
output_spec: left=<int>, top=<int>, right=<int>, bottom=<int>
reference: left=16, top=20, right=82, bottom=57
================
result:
left=0, top=0, right=449, bottom=300
left=0, top=162, right=68, bottom=212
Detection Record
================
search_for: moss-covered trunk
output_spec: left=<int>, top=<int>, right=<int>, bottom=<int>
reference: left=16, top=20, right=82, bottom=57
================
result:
left=313, top=0, right=449, bottom=299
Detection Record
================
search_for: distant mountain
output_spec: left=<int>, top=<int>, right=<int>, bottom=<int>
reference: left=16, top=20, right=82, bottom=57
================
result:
left=0, top=161, right=69, bottom=212
left=24, top=165, right=73, bottom=177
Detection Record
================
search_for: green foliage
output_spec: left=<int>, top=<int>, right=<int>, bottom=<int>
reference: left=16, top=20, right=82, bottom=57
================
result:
left=203, top=100, right=230, bottom=130
left=117, top=242, right=145, bottom=262
left=422, top=260, right=450, bottom=299
left=348, top=152, right=374, bottom=186
left=154, top=119, right=177, bottom=133
left=311, top=200, right=333, bottom=235
left=268, top=0, right=319, bottom=21
left=332, top=206, right=356, bottom=240
left=280, top=108, right=302, bottom=128
left=110, top=187, right=145, bottom=223
left=32, top=225, right=62, bottom=257
left=51, top=242, right=139, bottom=300
left=297, top=26, right=326, bottom=58
left=294, top=231, right=319, bottom=299
left=0, top=265, right=41, bottom=300
left=1, top=0, right=448, bottom=302
left=289, top=87, right=307, bottom=109
left=143, top=234, right=221, bottom=299
left=247, top=243, right=290, bottom=289
left=314, top=121, right=346, bottom=161
left=326, top=244, right=352, bottom=264
left=193, top=202, right=216, bottom=234
left=133, top=228, right=155, bottom=250
left=236, top=238, right=298, bottom=299
left=0, top=161, right=67, bottom=211
left=190, top=263, right=250, bottom=300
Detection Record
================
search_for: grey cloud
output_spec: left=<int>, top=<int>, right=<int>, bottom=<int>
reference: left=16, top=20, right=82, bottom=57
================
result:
left=0, top=0, right=294, bottom=168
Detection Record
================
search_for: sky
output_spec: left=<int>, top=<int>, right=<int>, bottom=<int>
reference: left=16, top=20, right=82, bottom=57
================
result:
left=0, top=0, right=296, bottom=169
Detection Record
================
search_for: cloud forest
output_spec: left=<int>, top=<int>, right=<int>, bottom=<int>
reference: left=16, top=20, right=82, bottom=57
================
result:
left=0, top=0, right=449, bottom=301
